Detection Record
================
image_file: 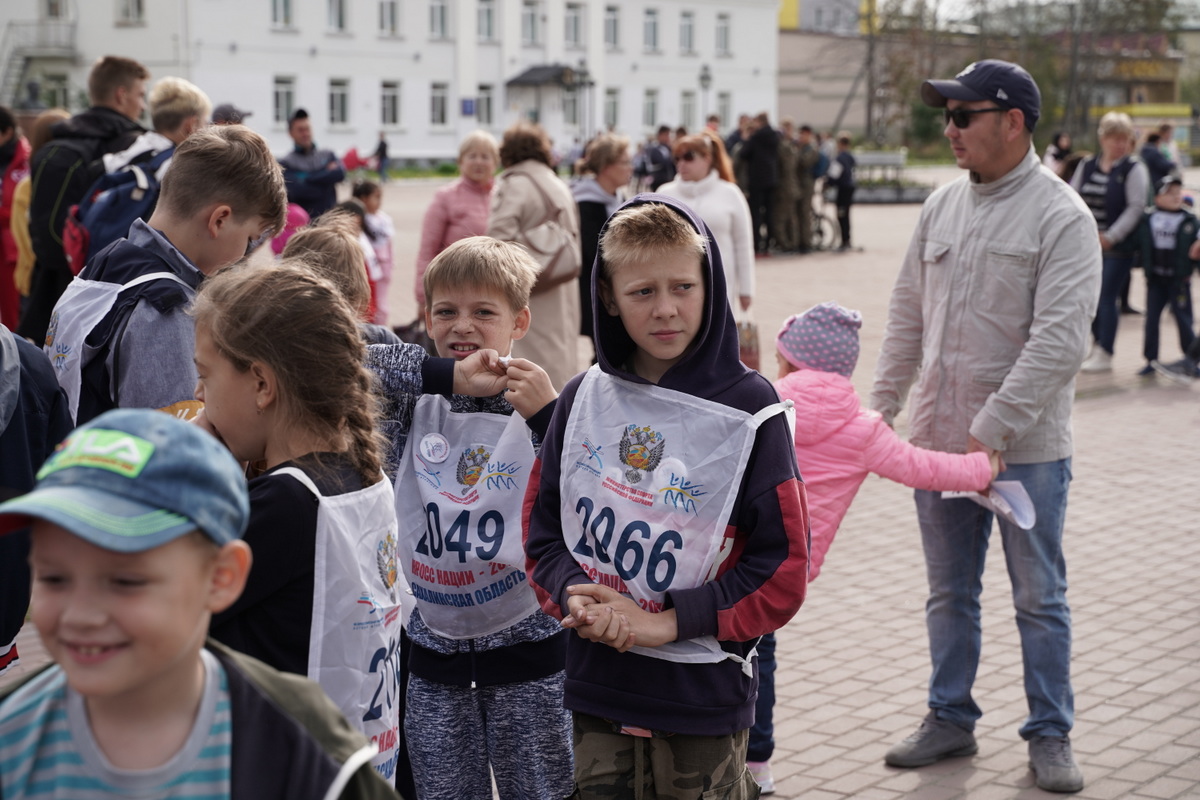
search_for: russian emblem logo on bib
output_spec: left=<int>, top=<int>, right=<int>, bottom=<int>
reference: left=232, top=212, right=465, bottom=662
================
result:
left=619, top=425, right=664, bottom=483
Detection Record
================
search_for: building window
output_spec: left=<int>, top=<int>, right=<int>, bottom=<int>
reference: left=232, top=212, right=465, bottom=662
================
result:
left=274, top=76, right=295, bottom=124
left=604, top=5, right=619, bottom=49
left=379, top=0, right=399, bottom=36
left=681, top=90, right=695, bottom=131
left=680, top=11, right=694, bottom=53
left=430, top=0, right=448, bottom=38
left=643, top=9, right=658, bottom=52
left=381, top=81, right=400, bottom=125
left=43, top=0, right=67, bottom=19
left=478, top=0, right=495, bottom=40
left=642, top=89, right=657, bottom=129
left=604, top=88, right=619, bottom=130
left=565, top=3, right=583, bottom=48
left=431, top=82, right=448, bottom=126
left=117, top=0, right=144, bottom=24
left=522, top=1, right=540, bottom=45
left=329, top=79, right=349, bottom=124
left=717, top=91, right=731, bottom=129
left=478, top=84, right=494, bottom=126
left=328, top=0, right=347, bottom=32
left=43, top=74, right=69, bottom=109
left=272, top=0, right=293, bottom=27
left=563, top=86, right=579, bottom=127
left=716, top=13, right=730, bottom=55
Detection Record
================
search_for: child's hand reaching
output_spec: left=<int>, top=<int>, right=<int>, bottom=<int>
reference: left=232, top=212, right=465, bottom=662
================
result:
left=452, top=349, right=509, bottom=397
left=503, top=358, right=557, bottom=419
left=987, top=450, right=1002, bottom=482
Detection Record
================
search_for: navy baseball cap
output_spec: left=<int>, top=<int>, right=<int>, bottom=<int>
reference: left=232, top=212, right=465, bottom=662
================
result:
left=0, top=409, right=249, bottom=552
left=921, top=60, right=1041, bottom=132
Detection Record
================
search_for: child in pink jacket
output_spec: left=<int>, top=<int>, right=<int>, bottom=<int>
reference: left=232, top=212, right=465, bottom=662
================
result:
left=747, top=301, right=999, bottom=793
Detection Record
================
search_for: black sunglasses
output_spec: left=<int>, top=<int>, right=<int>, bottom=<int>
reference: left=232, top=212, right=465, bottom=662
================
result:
left=944, top=106, right=1006, bottom=129
left=674, top=151, right=698, bottom=163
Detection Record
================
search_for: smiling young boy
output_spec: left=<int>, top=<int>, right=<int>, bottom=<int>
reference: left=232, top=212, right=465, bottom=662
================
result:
left=45, top=125, right=287, bottom=426
left=366, top=235, right=572, bottom=800
left=0, top=409, right=397, bottom=799
left=523, top=196, right=810, bottom=798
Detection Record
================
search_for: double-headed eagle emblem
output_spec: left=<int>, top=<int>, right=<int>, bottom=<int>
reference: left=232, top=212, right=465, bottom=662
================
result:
left=619, top=425, right=665, bottom=484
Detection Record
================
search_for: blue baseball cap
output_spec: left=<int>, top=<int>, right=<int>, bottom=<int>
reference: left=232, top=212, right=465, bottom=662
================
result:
left=921, top=59, right=1041, bottom=132
left=0, top=409, right=249, bottom=552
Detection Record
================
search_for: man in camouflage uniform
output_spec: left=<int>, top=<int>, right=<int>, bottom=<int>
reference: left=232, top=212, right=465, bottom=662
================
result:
left=796, top=125, right=822, bottom=253
left=772, top=118, right=801, bottom=253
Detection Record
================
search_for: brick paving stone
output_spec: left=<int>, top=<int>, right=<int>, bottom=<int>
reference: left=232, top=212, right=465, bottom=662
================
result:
left=1132, top=775, right=1196, bottom=798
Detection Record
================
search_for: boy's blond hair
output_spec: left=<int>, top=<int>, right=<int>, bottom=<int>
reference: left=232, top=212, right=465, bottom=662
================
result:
left=424, top=236, right=539, bottom=312
left=149, top=76, right=212, bottom=135
left=282, top=212, right=370, bottom=315
left=598, top=203, right=707, bottom=280
left=158, top=125, right=287, bottom=234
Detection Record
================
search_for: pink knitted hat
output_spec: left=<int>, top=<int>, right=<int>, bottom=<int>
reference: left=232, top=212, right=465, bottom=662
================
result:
left=776, top=301, right=862, bottom=377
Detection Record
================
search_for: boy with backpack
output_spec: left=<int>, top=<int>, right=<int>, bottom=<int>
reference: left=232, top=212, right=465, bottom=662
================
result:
left=45, top=125, right=287, bottom=424
left=0, top=409, right=399, bottom=800
left=18, top=55, right=149, bottom=345
left=63, top=76, right=213, bottom=272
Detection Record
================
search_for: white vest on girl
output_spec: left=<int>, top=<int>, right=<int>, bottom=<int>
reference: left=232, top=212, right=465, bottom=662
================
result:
left=273, top=467, right=405, bottom=783
left=559, top=367, right=790, bottom=673
left=395, top=395, right=540, bottom=639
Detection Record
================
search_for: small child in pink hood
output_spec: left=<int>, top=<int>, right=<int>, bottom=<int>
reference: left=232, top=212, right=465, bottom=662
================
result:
left=747, top=301, right=999, bottom=793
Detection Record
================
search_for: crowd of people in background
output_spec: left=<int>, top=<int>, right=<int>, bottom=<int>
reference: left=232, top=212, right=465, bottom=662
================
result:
left=0, top=48, right=1197, bottom=800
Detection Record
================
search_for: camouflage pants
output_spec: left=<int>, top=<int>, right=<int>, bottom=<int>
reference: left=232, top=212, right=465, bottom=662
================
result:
left=571, top=712, right=760, bottom=800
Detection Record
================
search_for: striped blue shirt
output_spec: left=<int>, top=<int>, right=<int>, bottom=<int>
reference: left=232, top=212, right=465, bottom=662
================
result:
left=0, top=649, right=232, bottom=799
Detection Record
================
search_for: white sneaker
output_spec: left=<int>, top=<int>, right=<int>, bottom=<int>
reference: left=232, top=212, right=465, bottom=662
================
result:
left=1080, top=349, right=1112, bottom=373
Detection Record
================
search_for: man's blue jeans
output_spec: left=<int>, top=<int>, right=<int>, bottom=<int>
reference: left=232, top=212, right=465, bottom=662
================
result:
left=1093, top=254, right=1134, bottom=354
left=913, top=458, right=1074, bottom=740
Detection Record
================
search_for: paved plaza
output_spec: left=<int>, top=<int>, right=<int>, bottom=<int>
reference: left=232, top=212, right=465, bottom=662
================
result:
left=3, top=166, right=1198, bottom=798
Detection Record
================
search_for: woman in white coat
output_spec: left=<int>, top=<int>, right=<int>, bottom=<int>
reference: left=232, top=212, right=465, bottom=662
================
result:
left=657, top=130, right=755, bottom=312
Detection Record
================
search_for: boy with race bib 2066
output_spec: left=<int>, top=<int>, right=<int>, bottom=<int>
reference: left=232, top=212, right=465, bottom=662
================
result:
left=524, top=196, right=810, bottom=799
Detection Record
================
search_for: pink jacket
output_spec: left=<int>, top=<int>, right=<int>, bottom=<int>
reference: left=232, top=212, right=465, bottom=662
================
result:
left=414, top=177, right=492, bottom=306
left=778, top=369, right=992, bottom=580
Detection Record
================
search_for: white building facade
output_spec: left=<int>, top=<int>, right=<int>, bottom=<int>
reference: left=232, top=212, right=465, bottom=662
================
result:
left=1, top=0, right=778, bottom=163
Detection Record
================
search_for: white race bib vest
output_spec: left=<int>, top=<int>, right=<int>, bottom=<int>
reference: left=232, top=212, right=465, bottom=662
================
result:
left=43, top=272, right=189, bottom=422
left=395, top=395, right=540, bottom=639
left=274, top=467, right=405, bottom=783
left=559, top=367, right=789, bottom=673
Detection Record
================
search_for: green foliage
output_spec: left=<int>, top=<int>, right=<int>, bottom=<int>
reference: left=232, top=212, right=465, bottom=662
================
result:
left=908, top=101, right=944, bottom=146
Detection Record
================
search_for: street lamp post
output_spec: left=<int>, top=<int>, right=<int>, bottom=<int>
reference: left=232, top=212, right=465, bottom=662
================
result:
left=699, top=63, right=712, bottom=123
left=576, top=59, right=593, bottom=138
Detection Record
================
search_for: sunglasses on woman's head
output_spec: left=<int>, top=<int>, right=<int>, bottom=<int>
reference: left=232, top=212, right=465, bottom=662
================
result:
left=944, top=106, right=1006, bottom=129
left=674, top=151, right=698, bottom=163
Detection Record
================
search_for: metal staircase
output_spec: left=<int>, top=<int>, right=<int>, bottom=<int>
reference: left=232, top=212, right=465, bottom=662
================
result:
left=0, top=21, right=77, bottom=107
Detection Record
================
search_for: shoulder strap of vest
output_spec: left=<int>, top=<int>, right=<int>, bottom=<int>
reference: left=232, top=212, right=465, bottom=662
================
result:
left=120, top=270, right=188, bottom=291
left=271, top=466, right=322, bottom=498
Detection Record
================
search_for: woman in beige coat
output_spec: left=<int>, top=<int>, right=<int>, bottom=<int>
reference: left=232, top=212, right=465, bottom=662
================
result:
left=487, top=122, right=582, bottom=390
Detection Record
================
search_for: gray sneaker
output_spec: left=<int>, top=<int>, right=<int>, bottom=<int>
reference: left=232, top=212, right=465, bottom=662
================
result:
left=1029, top=735, right=1084, bottom=793
left=884, top=711, right=977, bottom=768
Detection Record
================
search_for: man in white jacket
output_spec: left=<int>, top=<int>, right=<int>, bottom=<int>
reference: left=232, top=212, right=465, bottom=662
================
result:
left=870, top=60, right=1100, bottom=794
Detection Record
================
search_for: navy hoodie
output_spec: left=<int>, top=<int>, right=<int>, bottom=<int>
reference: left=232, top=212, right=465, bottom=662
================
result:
left=523, top=194, right=810, bottom=736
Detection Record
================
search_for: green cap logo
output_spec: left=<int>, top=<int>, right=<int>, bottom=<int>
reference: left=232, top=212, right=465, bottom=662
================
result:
left=38, top=429, right=156, bottom=479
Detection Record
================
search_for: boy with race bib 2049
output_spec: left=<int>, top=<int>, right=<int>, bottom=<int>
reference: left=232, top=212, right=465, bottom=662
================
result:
left=524, top=196, right=811, bottom=799
left=366, top=236, right=572, bottom=800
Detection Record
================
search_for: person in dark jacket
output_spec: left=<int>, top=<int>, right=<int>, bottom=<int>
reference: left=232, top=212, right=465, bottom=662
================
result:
left=828, top=132, right=857, bottom=251
left=280, top=108, right=346, bottom=219
left=739, top=112, right=781, bottom=254
left=0, top=325, right=70, bottom=679
left=1140, top=132, right=1178, bottom=193
left=571, top=132, right=632, bottom=353
left=524, top=195, right=810, bottom=798
left=17, top=55, right=148, bottom=345
left=0, top=410, right=399, bottom=800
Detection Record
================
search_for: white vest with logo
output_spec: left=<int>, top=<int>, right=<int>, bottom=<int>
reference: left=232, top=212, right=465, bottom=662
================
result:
left=559, top=367, right=789, bottom=673
left=273, top=467, right=404, bottom=783
left=395, top=395, right=540, bottom=639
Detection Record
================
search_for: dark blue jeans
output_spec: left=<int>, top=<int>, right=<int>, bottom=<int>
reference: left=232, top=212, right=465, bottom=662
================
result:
left=1143, top=276, right=1195, bottom=362
left=1092, top=254, right=1134, bottom=354
left=747, top=631, right=776, bottom=762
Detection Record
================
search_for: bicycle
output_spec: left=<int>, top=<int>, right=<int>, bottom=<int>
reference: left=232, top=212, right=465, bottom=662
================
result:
left=809, top=185, right=839, bottom=251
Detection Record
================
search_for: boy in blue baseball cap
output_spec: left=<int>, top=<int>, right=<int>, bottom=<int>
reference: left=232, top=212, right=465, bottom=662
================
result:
left=0, top=409, right=398, bottom=799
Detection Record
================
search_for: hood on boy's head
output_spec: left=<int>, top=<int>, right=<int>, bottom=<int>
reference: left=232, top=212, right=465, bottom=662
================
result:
left=592, top=193, right=750, bottom=398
